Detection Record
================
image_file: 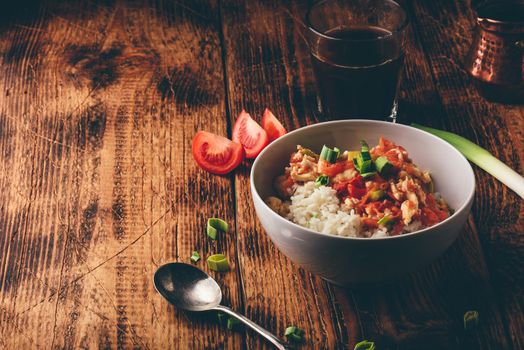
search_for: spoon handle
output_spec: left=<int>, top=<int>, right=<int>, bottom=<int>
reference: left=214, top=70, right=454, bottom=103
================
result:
left=213, top=305, right=289, bottom=350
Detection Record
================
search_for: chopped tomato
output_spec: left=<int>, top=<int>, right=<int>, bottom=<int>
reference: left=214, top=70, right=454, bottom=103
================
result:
left=192, top=131, right=244, bottom=174
left=318, top=159, right=346, bottom=177
left=232, top=110, right=269, bottom=158
left=361, top=217, right=378, bottom=229
left=347, top=175, right=366, bottom=199
left=421, top=207, right=440, bottom=226
left=261, top=108, right=287, bottom=142
left=348, top=184, right=366, bottom=199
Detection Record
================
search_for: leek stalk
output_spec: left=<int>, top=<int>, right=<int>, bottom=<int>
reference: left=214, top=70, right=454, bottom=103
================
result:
left=412, top=124, right=524, bottom=199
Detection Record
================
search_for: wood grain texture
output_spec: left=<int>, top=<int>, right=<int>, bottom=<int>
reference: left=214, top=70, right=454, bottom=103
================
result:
left=0, top=0, right=243, bottom=349
left=0, top=0, right=522, bottom=349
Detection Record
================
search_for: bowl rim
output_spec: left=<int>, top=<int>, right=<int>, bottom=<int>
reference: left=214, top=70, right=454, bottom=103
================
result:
left=250, top=120, right=476, bottom=241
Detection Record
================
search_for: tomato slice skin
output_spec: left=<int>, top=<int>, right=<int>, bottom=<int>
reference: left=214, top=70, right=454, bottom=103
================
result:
left=232, top=110, right=269, bottom=159
left=261, top=108, right=287, bottom=142
left=192, top=131, right=244, bottom=174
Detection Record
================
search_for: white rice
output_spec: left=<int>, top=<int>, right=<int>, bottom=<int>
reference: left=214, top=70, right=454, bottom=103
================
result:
left=285, top=181, right=421, bottom=238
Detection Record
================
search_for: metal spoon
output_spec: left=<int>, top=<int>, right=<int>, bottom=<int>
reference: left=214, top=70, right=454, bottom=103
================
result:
left=153, top=262, right=289, bottom=350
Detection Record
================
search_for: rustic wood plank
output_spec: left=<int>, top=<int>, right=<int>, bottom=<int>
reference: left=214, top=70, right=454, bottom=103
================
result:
left=0, top=0, right=244, bottom=348
left=220, top=1, right=354, bottom=348
left=407, top=0, right=524, bottom=348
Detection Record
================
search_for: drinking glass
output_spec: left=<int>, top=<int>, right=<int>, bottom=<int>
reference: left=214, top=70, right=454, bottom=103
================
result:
left=306, top=0, right=408, bottom=121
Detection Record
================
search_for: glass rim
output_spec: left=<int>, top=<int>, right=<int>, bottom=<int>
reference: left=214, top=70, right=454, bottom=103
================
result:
left=306, top=0, right=409, bottom=42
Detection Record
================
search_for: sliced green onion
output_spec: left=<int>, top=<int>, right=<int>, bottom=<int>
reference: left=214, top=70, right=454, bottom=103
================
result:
left=375, top=156, right=393, bottom=175
left=360, top=159, right=375, bottom=174
left=412, top=123, right=524, bottom=199
left=301, top=148, right=319, bottom=158
left=217, top=312, right=227, bottom=325
left=377, top=215, right=393, bottom=226
left=315, top=175, right=329, bottom=187
left=190, top=251, right=201, bottom=263
left=207, top=218, right=228, bottom=240
left=360, top=140, right=371, bottom=161
left=361, top=172, right=377, bottom=179
left=284, top=326, right=305, bottom=343
left=320, top=145, right=339, bottom=163
left=352, top=157, right=360, bottom=170
left=354, top=340, right=375, bottom=350
left=369, top=190, right=385, bottom=201
left=207, top=254, right=230, bottom=272
left=227, top=317, right=242, bottom=330
left=463, top=310, right=479, bottom=331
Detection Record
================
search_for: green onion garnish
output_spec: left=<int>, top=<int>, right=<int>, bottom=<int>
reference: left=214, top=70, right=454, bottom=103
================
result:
left=284, top=326, right=305, bottom=343
left=301, top=148, right=319, bottom=158
left=369, top=190, right=385, bottom=201
left=359, top=159, right=375, bottom=174
left=463, top=310, right=479, bottom=331
left=354, top=340, right=375, bottom=350
left=375, top=156, right=392, bottom=175
left=377, top=215, right=393, bottom=226
left=190, top=251, right=201, bottom=263
left=360, top=172, right=377, bottom=179
left=320, top=145, right=339, bottom=163
left=315, top=175, right=329, bottom=187
left=360, top=140, right=371, bottom=161
left=227, top=317, right=242, bottom=330
left=412, top=123, right=524, bottom=199
left=207, top=254, right=230, bottom=272
left=207, top=218, right=228, bottom=240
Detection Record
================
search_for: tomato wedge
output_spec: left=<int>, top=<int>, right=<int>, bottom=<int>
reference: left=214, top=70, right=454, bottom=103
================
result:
left=232, top=110, right=269, bottom=158
left=192, top=131, right=244, bottom=174
left=261, top=108, right=287, bottom=142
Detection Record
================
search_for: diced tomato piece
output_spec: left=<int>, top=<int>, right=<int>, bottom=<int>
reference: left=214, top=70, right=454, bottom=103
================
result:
left=348, top=184, right=366, bottom=199
left=421, top=207, right=440, bottom=226
left=318, top=159, right=346, bottom=177
left=361, top=217, right=378, bottom=229
left=192, top=131, right=245, bottom=174
left=232, top=110, right=269, bottom=158
left=261, top=108, right=287, bottom=142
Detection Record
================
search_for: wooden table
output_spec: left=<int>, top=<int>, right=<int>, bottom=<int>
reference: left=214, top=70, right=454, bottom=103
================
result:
left=0, top=0, right=522, bottom=349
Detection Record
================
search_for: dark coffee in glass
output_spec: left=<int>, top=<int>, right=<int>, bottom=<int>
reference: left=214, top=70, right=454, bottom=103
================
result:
left=307, top=0, right=408, bottom=121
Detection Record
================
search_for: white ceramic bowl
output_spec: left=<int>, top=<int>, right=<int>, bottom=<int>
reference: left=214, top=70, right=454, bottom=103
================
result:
left=250, top=120, right=475, bottom=285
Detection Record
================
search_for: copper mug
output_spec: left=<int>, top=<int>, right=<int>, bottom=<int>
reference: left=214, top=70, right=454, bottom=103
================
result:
left=466, top=0, right=524, bottom=103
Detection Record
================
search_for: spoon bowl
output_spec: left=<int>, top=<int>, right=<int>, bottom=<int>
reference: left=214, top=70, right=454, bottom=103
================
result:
left=153, top=262, right=222, bottom=312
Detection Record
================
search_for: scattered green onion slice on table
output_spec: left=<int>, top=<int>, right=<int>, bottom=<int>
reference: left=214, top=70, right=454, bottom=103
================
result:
left=375, top=156, right=392, bottom=175
left=320, top=145, right=339, bottom=163
left=354, top=340, right=376, bottom=350
left=207, top=254, right=230, bottom=272
left=412, top=123, right=524, bottom=199
left=207, top=218, right=228, bottom=240
left=227, top=317, right=242, bottom=330
left=217, top=312, right=227, bottom=325
left=190, top=251, right=201, bottom=263
left=378, top=215, right=393, bottom=226
left=315, top=175, right=329, bottom=187
left=284, top=326, right=305, bottom=343
left=463, top=310, right=479, bottom=331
